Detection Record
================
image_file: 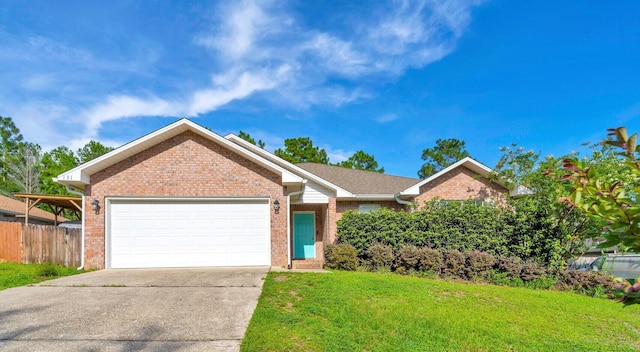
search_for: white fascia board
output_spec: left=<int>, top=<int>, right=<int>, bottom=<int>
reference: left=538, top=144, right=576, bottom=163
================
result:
left=56, top=119, right=302, bottom=186
left=225, top=134, right=353, bottom=198
left=350, top=194, right=396, bottom=201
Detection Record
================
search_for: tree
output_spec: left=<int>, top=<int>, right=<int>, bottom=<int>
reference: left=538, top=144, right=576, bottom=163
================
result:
left=77, top=140, right=114, bottom=164
left=7, top=142, right=42, bottom=194
left=40, top=146, right=78, bottom=195
left=0, top=116, right=24, bottom=188
left=274, top=137, right=329, bottom=164
left=336, top=150, right=384, bottom=173
left=559, top=127, right=640, bottom=251
left=418, top=138, right=470, bottom=179
left=238, top=131, right=265, bottom=149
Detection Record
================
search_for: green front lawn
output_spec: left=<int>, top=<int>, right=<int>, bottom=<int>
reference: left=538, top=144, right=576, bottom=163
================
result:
left=0, top=262, right=83, bottom=290
left=242, top=271, right=640, bottom=351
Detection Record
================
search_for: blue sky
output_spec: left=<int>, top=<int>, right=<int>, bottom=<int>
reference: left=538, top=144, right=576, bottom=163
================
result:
left=1, top=0, right=639, bottom=178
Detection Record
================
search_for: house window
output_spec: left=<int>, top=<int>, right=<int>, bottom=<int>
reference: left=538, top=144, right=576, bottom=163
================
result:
left=359, top=204, right=381, bottom=213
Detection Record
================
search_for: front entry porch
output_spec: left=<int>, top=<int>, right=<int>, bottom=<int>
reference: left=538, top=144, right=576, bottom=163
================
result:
left=290, top=204, right=328, bottom=269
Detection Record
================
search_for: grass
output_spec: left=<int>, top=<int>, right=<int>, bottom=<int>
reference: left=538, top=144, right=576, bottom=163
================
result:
left=242, top=271, right=640, bottom=352
left=0, top=262, right=83, bottom=290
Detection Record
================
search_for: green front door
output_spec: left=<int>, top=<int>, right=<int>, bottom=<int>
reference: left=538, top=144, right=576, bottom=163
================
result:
left=294, top=213, right=315, bottom=259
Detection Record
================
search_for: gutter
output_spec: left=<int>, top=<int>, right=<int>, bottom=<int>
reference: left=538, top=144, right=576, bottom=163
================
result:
left=285, top=180, right=307, bottom=270
left=62, top=182, right=85, bottom=271
left=394, top=193, right=414, bottom=212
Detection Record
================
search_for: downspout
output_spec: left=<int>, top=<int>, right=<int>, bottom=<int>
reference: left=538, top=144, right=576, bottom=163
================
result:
left=394, top=193, right=414, bottom=212
left=286, top=180, right=307, bottom=269
left=63, top=183, right=85, bottom=271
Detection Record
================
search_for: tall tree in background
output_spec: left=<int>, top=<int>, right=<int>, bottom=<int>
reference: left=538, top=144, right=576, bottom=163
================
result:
left=275, top=137, right=329, bottom=164
left=336, top=150, right=384, bottom=173
left=238, top=131, right=265, bottom=149
left=418, top=138, right=470, bottom=179
left=0, top=116, right=24, bottom=187
left=76, top=140, right=114, bottom=164
left=40, top=146, right=78, bottom=195
left=7, top=142, right=42, bottom=194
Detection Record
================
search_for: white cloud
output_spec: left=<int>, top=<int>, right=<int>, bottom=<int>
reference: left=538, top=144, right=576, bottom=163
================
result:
left=325, top=147, right=354, bottom=163
left=6, top=0, right=483, bottom=151
left=376, top=113, right=399, bottom=123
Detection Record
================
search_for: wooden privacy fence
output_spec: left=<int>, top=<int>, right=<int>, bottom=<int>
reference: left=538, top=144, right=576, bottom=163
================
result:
left=0, top=222, right=81, bottom=267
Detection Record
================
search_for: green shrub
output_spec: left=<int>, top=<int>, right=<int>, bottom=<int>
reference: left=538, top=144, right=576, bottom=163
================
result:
left=324, top=244, right=359, bottom=271
left=336, top=199, right=590, bottom=267
left=442, top=249, right=465, bottom=278
left=466, top=250, right=495, bottom=280
left=418, top=247, right=443, bottom=274
left=38, top=263, right=61, bottom=277
left=490, top=271, right=524, bottom=287
left=520, top=261, right=547, bottom=282
left=365, top=243, right=394, bottom=270
left=496, top=255, right=523, bottom=279
left=555, top=271, right=615, bottom=298
left=395, top=245, right=422, bottom=274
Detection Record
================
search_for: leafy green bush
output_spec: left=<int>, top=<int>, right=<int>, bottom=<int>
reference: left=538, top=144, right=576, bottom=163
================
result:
left=466, top=250, right=495, bottom=280
left=324, top=244, right=359, bottom=271
left=395, top=245, right=422, bottom=274
left=365, top=243, right=394, bottom=270
left=496, top=255, right=523, bottom=279
left=442, top=249, right=465, bottom=278
left=337, top=199, right=585, bottom=267
left=418, top=247, right=443, bottom=274
left=554, top=270, right=615, bottom=298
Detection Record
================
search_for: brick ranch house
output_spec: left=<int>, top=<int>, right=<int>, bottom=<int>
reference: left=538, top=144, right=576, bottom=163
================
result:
left=56, top=118, right=509, bottom=270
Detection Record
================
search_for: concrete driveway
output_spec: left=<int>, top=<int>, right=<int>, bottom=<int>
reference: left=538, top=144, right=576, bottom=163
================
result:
left=0, top=267, right=269, bottom=352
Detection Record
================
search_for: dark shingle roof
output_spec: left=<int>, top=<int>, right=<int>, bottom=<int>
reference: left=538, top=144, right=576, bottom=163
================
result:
left=296, top=163, right=419, bottom=195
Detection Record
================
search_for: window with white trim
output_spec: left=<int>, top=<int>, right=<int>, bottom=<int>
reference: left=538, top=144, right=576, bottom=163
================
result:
left=359, top=204, right=381, bottom=213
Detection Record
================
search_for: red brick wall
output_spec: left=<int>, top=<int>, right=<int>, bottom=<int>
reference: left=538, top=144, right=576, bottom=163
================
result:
left=84, top=131, right=286, bottom=269
left=414, top=166, right=508, bottom=207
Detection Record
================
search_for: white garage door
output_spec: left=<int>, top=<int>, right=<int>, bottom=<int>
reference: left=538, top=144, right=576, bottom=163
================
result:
left=108, top=199, right=270, bottom=268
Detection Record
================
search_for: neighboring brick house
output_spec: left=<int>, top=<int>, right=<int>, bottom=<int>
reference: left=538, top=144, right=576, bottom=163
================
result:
left=56, top=118, right=508, bottom=270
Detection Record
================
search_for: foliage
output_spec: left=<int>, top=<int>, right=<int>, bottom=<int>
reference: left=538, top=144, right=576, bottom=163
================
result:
left=337, top=200, right=579, bottom=266
left=0, top=262, right=82, bottom=290
left=441, top=249, right=466, bottom=278
left=238, top=130, right=265, bottom=149
left=466, top=250, right=495, bottom=280
left=559, top=127, right=640, bottom=252
left=394, top=245, right=423, bottom=274
left=40, top=146, right=78, bottom=195
left=324, top=244, right=359, bottom=271
left=76, top=140, right=114, bottom=164
left=335, top=150, right=384, bottom=173
left=419, top=247, right=443, bottom=274
left=418, top=138, right=469, bottom=179
left=274, top=137, right=329, bottom=164
left=555, top=270, right=616, bottom=298
left=492, top=143, right=606, bottom=264
left=243, top=271, right=640, bottom=352
left=0, top=116, right=24, bottom=191
left=364, top=243, right=394, bottom=270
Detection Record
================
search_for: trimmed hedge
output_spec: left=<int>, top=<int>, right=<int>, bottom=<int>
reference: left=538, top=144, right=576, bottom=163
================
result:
left=324, top=244, right=615, bottom=298
left=336, top=199, right=580, bottom=267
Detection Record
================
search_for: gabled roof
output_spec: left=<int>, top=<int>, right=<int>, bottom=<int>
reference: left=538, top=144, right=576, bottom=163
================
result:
left=56, top=118, right=303, bottom=190
left=224, top=134, right=354, bottom=198
left=0, top=194, right=68, bottom=223
left=399, top=157, right=505, bottom=196
left=296, top=163, right=419, bottom=196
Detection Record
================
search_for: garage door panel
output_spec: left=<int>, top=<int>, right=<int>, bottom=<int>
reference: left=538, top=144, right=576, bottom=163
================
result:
left=109, top=199, right=270, bottom=268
